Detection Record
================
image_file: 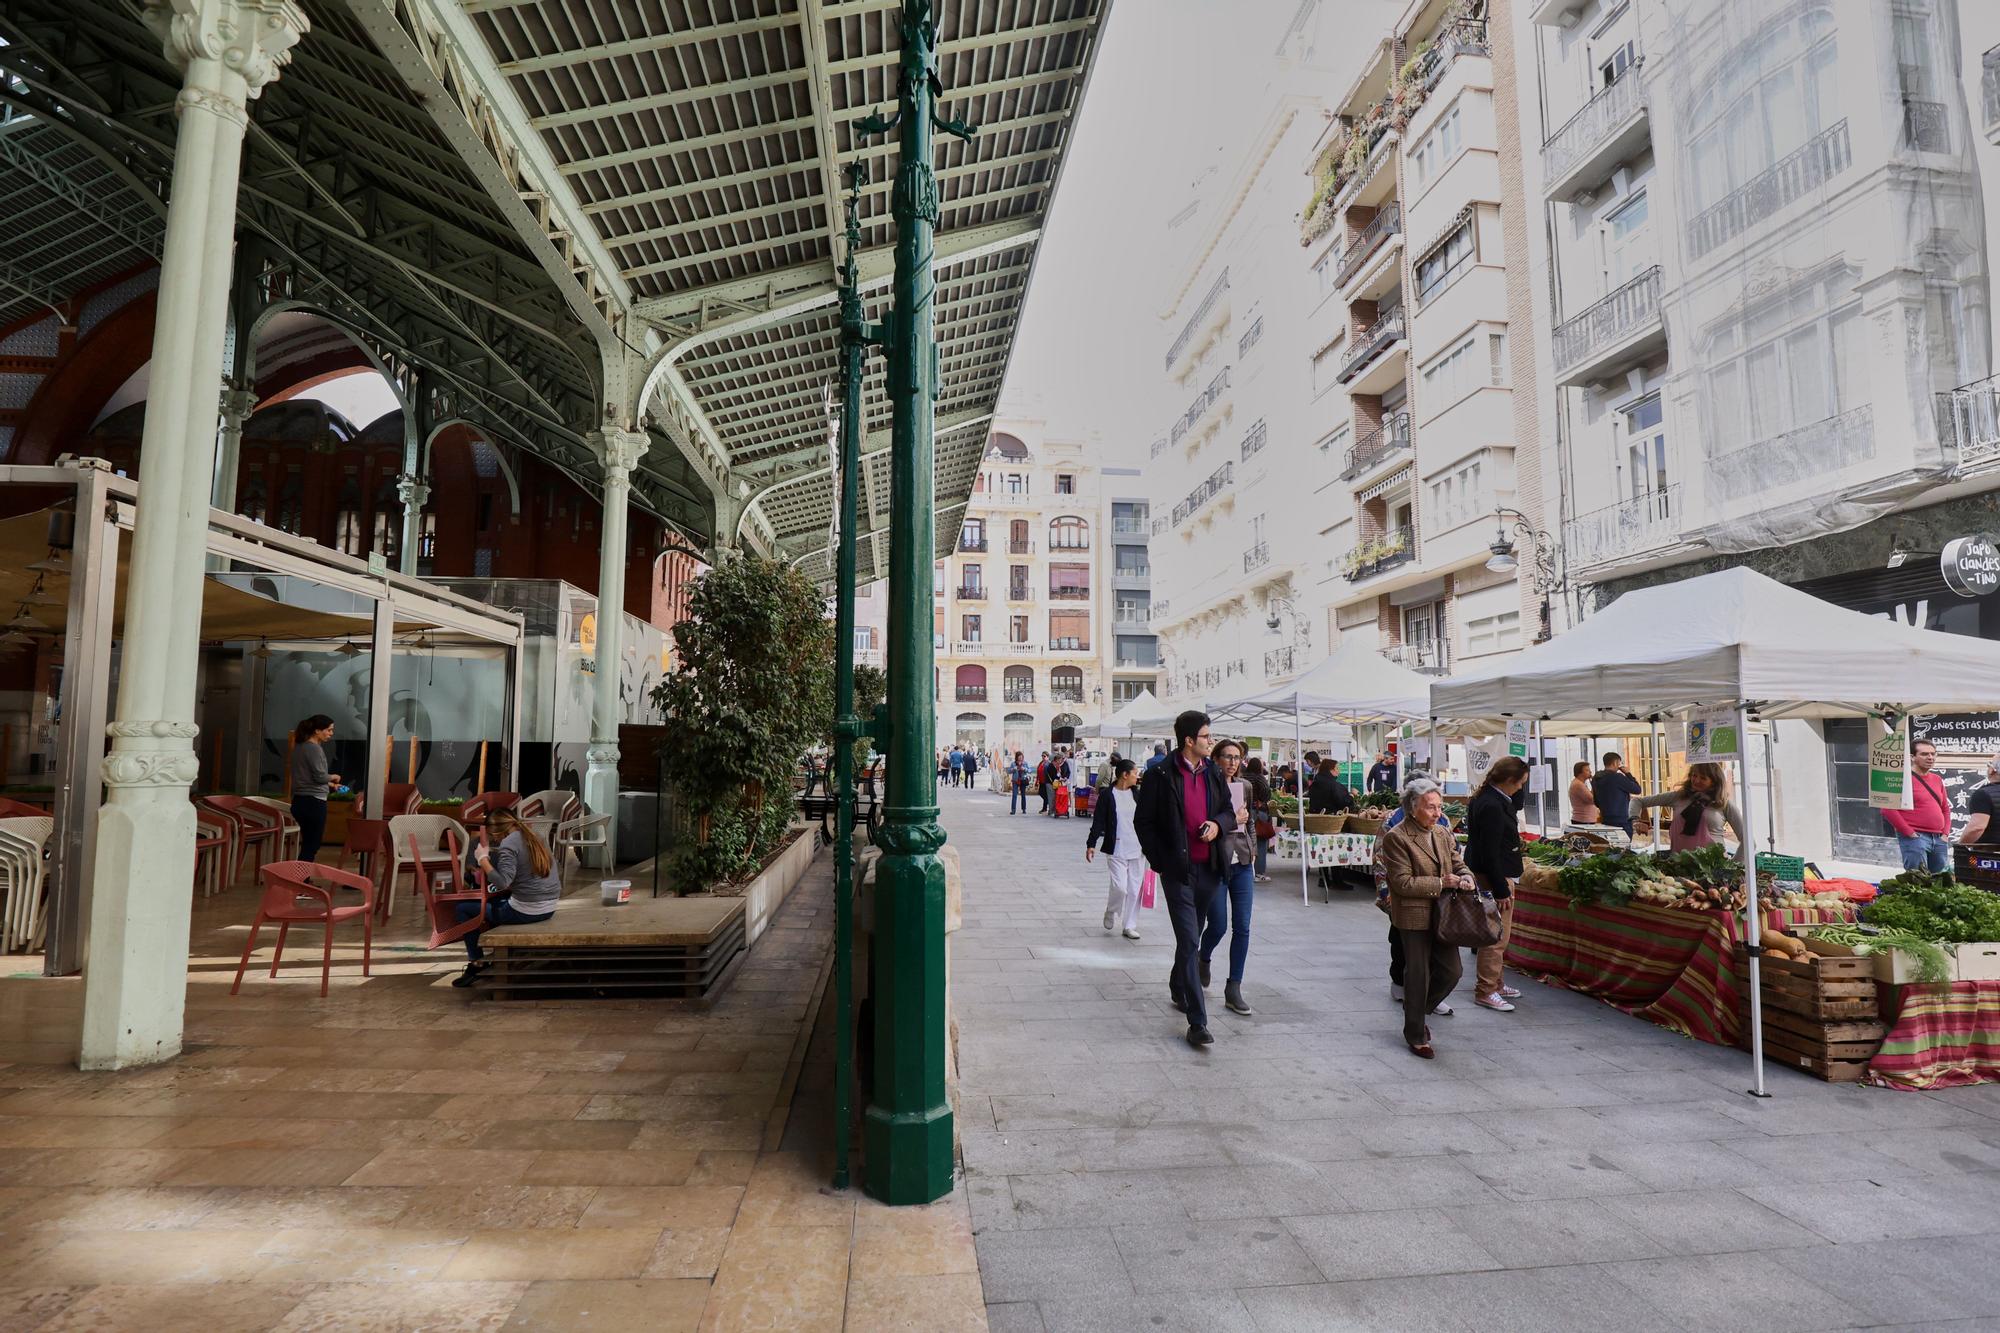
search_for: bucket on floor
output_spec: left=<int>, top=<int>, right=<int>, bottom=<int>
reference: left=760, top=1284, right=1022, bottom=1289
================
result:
left=600, top=878, right=632, bottom=906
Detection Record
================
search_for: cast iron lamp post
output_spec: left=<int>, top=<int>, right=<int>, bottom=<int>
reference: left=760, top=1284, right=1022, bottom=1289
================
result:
left=1483, top=507, right=1563, bottom=642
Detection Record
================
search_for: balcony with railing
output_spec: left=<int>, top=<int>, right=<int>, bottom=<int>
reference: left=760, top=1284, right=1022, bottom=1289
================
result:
left=1243, top=541, right=1270, bottom=573
left=1334, top=203, right=1401, bottom=293
left=1938, top=371, right=2000, bottom=473
left=955, top=684, right=987, bottom=702
left=1710, top=405, right=1874, bottom=495
left=951, top=640, right=985, bottom=655
left=1112, top=565, right=1150, bottom=589
left=1171, top=462, right=1235, bottom=528
left=1050, top=636, right=1091, bottom=653
left=1007, top=582, right=1033, bottom=603
left=1164, top=268, right=1230, bottom=372
left=1169, top=366, right=1232, bottom=448
left=1415, top=18, right=1489, bottom=92
left=1112, top=517, right=1149, bottom=537
left=1112, top=604, right=1151, bottom=630
left=1904, top=98, right=1948, bottom=153
left=1264, top=645, right=1298, bottom=678
left=1341, top=526, right=1416, bottom=582
left=1048, top=586, right=1091, bottom=601
left=958, top=533, right=988, bottom=552
left=1341, top=410, right=1412, bottom=481
left=1333, top=121, right=1398, bottom=215
left=1003, top=684, right=1035, bottom=704
left=1384, top=640, right=1450, bottom=676
left=1563, top=484, right=1682, bottom=573
left=1051, top=687, right=1085, bottom=706
left=1551, top=265, right=1663, bottom=387
left=1008, top=536, right=1034, bottom=554
left=1150, top=436, right=1169, bottom=458
left=1687, top=119, right=1849, bottom=260
left=955, top=585, right=986, bottom=601
left=1543, top=61, right=1648, bottom=202
left=976, top=489, right=1035, bottom=507
left=1337, top=307, right=1406, bottom=386
left=1239, top=420, right=1267, bottom=463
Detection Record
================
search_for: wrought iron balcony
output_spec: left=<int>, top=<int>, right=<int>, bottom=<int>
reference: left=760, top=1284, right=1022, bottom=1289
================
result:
left=1687, top=120, right=1849, bottom=260
left=955, top=685, right=987, bottom=702
left=1985, top=46, right=2000, bottom=139
left=1004, top=686, right=1035, bottom=703
left=1563, top=484, right=1681, bottom=572
left=1337, top=308, right=1405, bottom=384
left=1112, top=566, right=1150, bottom=588
left=1169, top=366, right=1232, bottom=448
left=1938, top=371, right=2000, bottom=472
left=1050, top=636, right=1090, bottom=652
left=1264, top=645, right=1297, bottom=678
left=1243, top=541, right=1270, bottom=573
left=1416, top=18, right=1489, bottom=91
left=1051, top=687, right=1085, bottom=705
left=1164, top=268, right=1230, bottom=371
left=956, top=585, right=986, bottom=601
left=1007, top=583, right=1033, bottom=602
left=1171, top=462, right=1234, bottom=527
left=1048, top=586, right=1091, bottom=601
left=1333, top=204, right=1400, bottom=292
left=1710, top=406, right=1874, bottom=494
left=1009, top=537, right=1034, bottom=554
left=1384, top=641, right=1450, bottom=675
left=958, top=534, right=987, bottom=552
left=1904, top=98, right=1948, bottom=153
left=1551, top=266, right=1662, bottom=384
left=1341, top=411, right=1412, bottom=480
left=1341, top=526, right=1415, bottom=582
left=1543, top=61, right=1647, bottom=201
left=1112, top=518, right=1149, bottom=537
left=1240, top=420, right=1267, bottom=462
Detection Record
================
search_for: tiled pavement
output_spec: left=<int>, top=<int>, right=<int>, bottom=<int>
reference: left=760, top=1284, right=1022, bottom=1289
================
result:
left=0, top=845, right=981, bottom=1331
left=938, top=784, right=2000, bottom=1332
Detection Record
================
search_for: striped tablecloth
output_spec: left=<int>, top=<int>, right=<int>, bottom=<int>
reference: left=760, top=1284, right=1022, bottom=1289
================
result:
left=1505, top=882, right=1851, bottom=1047
left=1868, top=981, right=2000, bottom=1089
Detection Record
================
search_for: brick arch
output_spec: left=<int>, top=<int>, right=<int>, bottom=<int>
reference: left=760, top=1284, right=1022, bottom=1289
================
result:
left=8, top=290, right=158, bottom=465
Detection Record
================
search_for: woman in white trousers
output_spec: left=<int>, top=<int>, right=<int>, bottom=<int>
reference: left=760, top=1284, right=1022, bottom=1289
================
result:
left=1086, top=758, right=1145, bottom=940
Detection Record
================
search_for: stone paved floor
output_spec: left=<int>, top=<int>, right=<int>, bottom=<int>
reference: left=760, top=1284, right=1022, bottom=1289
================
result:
left=0, top=841, right=981, bottom=1331
left=937, top=783, right=2000, bottom=1333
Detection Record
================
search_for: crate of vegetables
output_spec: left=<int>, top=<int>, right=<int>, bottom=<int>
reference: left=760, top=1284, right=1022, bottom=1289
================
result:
left=1741, top=935, right=1880, bottom=1021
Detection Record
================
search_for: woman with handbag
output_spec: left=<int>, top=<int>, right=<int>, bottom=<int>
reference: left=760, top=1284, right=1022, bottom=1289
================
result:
left=1244, top=757, right=1276, bottom=883
left=1466, top=756, right=1531, bottom=1014
left=1378, top=778, right=1476, bottom=1058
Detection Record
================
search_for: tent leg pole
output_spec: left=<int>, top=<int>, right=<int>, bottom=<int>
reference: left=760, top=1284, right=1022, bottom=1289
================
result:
left=1295, top=706, right=1308, bottom=906
left=1738, top=704, right=1771, bottom=1099
left=1762, top=729, right=1778, bottom=854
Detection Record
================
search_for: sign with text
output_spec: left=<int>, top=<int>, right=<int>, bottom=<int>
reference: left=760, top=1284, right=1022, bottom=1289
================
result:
left=1685, top=708, right=1739, bottom=762
left=1466, top=737, right=1499, bottom=789
left=1942, top=533, right=2000, bottom=598
left=1868, top=714, right=1913, bottom=810
left=1915, top=714, right=2000, bottom=755
left=1506, top=719, right=1530, bottom=759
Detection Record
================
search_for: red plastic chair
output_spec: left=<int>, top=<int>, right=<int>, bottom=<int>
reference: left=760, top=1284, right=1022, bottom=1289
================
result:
left=0, top=796, right=49, bottom=819
left=340, top=818, right=393, bottom=898
left=231, top=861, right=376, bottom=997
left=194, top=810, right=232, bottom=898
left=411, top=827, right=488, bottom=951
left=458, top=791, right=519, bottom=827
left=375, top=783, right=422, bottom=816
left=200, top=796, right=282, bottom=880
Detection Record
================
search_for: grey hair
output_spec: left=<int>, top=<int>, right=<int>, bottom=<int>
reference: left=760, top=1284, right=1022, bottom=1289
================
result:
left=1399, top=777, right=1441, bottom=816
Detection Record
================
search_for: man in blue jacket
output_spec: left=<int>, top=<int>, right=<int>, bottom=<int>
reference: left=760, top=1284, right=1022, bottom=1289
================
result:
left=1133, top=710, right=1237, bottom=1048
left=1590, top=752, right=1642, bottom=836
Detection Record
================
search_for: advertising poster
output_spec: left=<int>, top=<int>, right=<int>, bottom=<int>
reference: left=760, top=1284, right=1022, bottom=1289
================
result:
left=1868, top=714, right=1913, bottom=811
left=1685, top=708, right=1739, bottom=762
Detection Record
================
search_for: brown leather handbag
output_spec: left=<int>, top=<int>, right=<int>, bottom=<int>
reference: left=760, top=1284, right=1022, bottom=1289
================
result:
left=1436, top=887, right=1503, bottom=949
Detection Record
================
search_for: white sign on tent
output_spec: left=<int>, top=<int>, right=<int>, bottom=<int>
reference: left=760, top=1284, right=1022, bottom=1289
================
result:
left=1868, top=714, right=1913, bottom=810
left=1686, top=708, right=1739, bottom=762
left=1506, top=719, right=1530, bottom=758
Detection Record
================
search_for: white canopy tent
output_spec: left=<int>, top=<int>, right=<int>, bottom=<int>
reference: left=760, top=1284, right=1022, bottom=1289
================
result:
left=1215, top=638, right=1435, bottom=904
left=1430, top=566, right=2000, bottom=1097
left=1082, top=689, right=1163, bottom=740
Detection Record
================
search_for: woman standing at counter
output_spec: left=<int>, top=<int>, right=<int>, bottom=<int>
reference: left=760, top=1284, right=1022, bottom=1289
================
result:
left=1634, top=763, right=1748, bottom=853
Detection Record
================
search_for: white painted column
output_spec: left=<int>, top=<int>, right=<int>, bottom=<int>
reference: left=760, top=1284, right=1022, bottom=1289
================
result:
left=81, top=0, right=307, bottom=1071
left=583, top=428, right=649, bottom=864
left=210, top=385, right=257, bottom=512
left=395, top=473, right=429, bottom=576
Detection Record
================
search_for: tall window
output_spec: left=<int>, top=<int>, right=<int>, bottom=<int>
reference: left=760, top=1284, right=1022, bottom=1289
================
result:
left=1601, top=190, right=1650, bottom=288
left=961, top=614, right=981, bottom=642
left=1049, top=563, right=1091, bottom=599
left=1004, top=665, right=1034, bottom=702
left=961, top=563, right=983, bottom=593
left=1055, top=473, right=1075, bottom=494
left=961, top=517, right=985, bottom=550
left=1010, top=615, right=1030, bottom=643
left=1009, top=563, right=1030, bottom=599
left=1050, top=516, right=1090, bottom=550
left=1409, top=99, right=1463, bottom=185
left=334, top=475, right=364, bottom=556
left=1415, top=215, right=1474, bottom=304
left=1009, top=519, right=1030, bottom=553
left=1684, top=8, right=1839, bottom=215
left=1426, top=456, right=1483, bottom=532
left=1050, top=666, right=1084, bottom=702
left=1700, top=270, right=1862, bottom=447
left=1623, top=394, right=1669, bottom=510
left=1420, top=334, right=1481, bottom=410
left=1049, top=611, right=1089, bottom=651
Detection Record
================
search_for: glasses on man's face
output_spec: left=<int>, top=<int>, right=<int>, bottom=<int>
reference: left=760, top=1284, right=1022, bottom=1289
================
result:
left=1195, top=731, right=1212, bottom=742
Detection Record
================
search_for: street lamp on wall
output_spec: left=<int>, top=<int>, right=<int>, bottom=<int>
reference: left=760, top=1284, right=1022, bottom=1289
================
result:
left=1484, top=507, right=1563, bottom=643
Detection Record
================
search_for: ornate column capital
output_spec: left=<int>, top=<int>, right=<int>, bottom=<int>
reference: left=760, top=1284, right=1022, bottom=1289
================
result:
left=145, top=0, right=309, bottom=102
left=585, top=743, right=621, bottom=768
left=588, top=429, right=649, bottom=491
left=102, top=719, right=202, bottom=790
left=218, top=386, right=259, bottom=427
left=395, top=473, right=430, bottom=508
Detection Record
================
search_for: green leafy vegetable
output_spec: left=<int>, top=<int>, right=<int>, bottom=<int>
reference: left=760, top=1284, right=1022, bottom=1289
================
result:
left=1804, top=923, right=1953, bottom=984
left=1865, top=879, right=2000, bottom=944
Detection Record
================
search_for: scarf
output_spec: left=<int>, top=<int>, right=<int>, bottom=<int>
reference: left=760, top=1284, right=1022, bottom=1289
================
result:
left=1679, top=791, right=1713, bottom=837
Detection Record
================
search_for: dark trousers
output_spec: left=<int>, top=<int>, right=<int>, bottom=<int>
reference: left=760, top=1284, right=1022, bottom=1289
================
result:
left=291, top=795, right=328, bottom=863
left=1163, top=862, right=1223, bottom=1030
left=1199, top=859, right=1254, bottom=984
left=453, top=898, right=555, bottom=961
left=1397, top=925, right=1461, bottom=1046
left=1039, top=782, right=1051, bottom=812
left=1387, top=918, right=1405, bottom=988
left=1010, top=781, right=1027, bottom=813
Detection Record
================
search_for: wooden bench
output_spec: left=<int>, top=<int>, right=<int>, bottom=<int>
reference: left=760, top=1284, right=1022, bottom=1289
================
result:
left=477, top=893, right=749, bottom=1003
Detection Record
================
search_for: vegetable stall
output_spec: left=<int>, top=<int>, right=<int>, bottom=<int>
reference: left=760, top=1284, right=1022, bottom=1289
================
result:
left=1429, top=567, right=2000, bottom=1096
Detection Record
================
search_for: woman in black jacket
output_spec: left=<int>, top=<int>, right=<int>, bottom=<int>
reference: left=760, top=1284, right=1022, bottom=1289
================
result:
left=1306, top=758, right=1357, bottom=815
left=1465, top=756, right=1531, bottom=1014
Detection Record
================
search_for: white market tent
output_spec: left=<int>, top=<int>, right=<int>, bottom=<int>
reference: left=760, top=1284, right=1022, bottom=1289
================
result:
left=1429, top=566, right=2000, bottom=1096
left=1082, top=689, right=1162, bottom=740
left=1215, top=638, right=1433, bottom=904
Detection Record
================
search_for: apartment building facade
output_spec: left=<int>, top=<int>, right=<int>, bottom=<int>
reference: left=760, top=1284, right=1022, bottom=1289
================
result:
left=1100, top=466, right=1160, bottom=709
left=1514, top=0, right=2000, bottom=864
left=1295, top=0, right=1545, bottom=686
left=934, top=421, right=1105, bottom=758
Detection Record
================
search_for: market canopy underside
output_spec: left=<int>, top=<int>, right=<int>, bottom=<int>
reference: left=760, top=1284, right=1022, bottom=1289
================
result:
left=0, top=0, right=1109, bottom=577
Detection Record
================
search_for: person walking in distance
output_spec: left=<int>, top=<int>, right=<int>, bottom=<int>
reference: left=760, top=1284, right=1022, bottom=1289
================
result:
left=1244, top=756, right=1275, bottom=884
left=1008, top=750, right=1030, bottom=815
left=1145, top=741, right=1169, bottom=773
left=1378, top=778, right=1472, bottom=1058
left=1466, top=756, right=1530, bottom=1013
left=1199, top=739, right=1258, bottom=1016
left=1036, top=751, right=1053, bottom=813
left=289, top=715, right=341, bottom=864
left=1133, top=710, right=1236, bottom=1049
left=1590, top=752, right=1642, bottom=838
left=1087, top=758, right=1145, bottom=939
left=1884, top=738, right=1953, bottom=873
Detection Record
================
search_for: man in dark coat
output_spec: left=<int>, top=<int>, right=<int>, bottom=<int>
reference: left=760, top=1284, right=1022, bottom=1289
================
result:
left=1134, top=710, right=1237, bottom=1048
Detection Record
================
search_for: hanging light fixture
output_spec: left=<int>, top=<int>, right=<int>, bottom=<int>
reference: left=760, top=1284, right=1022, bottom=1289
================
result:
left=25, top=555, right=68, bottom=575
left=335, top=639, right=363, bottom=658
left=251, top=639, right=273, bottom=660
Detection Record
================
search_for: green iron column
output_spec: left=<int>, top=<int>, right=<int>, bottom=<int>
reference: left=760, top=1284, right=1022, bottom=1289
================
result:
left=831, top=165, right=872, bottom=1194
left=864, top=0, right=956, bottom=1205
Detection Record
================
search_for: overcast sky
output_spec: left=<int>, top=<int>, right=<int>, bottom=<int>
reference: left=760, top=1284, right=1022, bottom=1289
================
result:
left=305, top=3, right=1301, bottom=463
left=997, top=0, right=1303, bottom=460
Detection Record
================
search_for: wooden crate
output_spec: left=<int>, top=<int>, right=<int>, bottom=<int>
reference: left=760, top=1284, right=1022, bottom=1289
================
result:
left=1736, top=947, right=1886, bottom=1082
left=1745, top=949, right=1880, bottom=1020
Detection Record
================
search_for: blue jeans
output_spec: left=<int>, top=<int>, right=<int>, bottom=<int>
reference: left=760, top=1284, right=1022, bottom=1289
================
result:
left=1254, top=836, right=1269, bottom=877
left=1010, top=781, right=1027, bottom=813
left=1163, top=863, right=1222, bottom=1030
left=1898, top=832, right=1950, bottom=874
left=1200, top=860, right=1254, bottom=984
left=453, top=898, right=554, bottom=961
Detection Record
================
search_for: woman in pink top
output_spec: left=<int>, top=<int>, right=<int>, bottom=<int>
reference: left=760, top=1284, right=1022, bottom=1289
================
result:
left=1634, top=763, right=1748, bottom=853
left=1567, top=761, right=1599, bottom=825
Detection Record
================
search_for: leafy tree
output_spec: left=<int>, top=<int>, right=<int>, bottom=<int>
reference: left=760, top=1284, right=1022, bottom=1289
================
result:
left=834, top=662, right=888, bottom=773
left=651, top=554, right=833, bottom=889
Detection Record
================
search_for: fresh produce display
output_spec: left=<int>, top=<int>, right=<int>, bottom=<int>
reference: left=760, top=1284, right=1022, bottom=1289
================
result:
left=1802, top=922, right=1954, bottom=984
left=1357, top=791, right=1399, bottom=811
left=1522, top=840, right=1569, bottom=867
left=1542, top=842, right=1854, bottom=918
left=1864, top=875, right=2000, bottom=944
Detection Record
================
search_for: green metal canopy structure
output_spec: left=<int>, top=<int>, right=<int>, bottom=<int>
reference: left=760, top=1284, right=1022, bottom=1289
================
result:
left=0, top=0, right=1109, bottom=570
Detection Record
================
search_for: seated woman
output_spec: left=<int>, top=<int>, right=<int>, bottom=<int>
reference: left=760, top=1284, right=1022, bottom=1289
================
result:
left=452, top=807, right=562, bottom=987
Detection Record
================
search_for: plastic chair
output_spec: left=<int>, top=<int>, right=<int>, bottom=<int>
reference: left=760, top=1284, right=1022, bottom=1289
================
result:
left=377, top=783, right=422, bottom=816
left=553, top=806, right=612, bottom=887
left=231, top=860, right=375, bottom=997
left=0, top=796, right=50, bottom=820
left=194, top=810, right=233, bottom=899
left=409, top=827, right=489, bottom=951
left=385, top=813, right=466, bottom=920
left=458, top=791, right=519, bottom=827
left=520, top=789, right=580, bottom=823
left=340, top=818, right=393, bottom=897
left=243, top=796, right=302, bottom=861
left=0, top=815, right=52, bottom=951
left=199, top=796, right=283, bottom=880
